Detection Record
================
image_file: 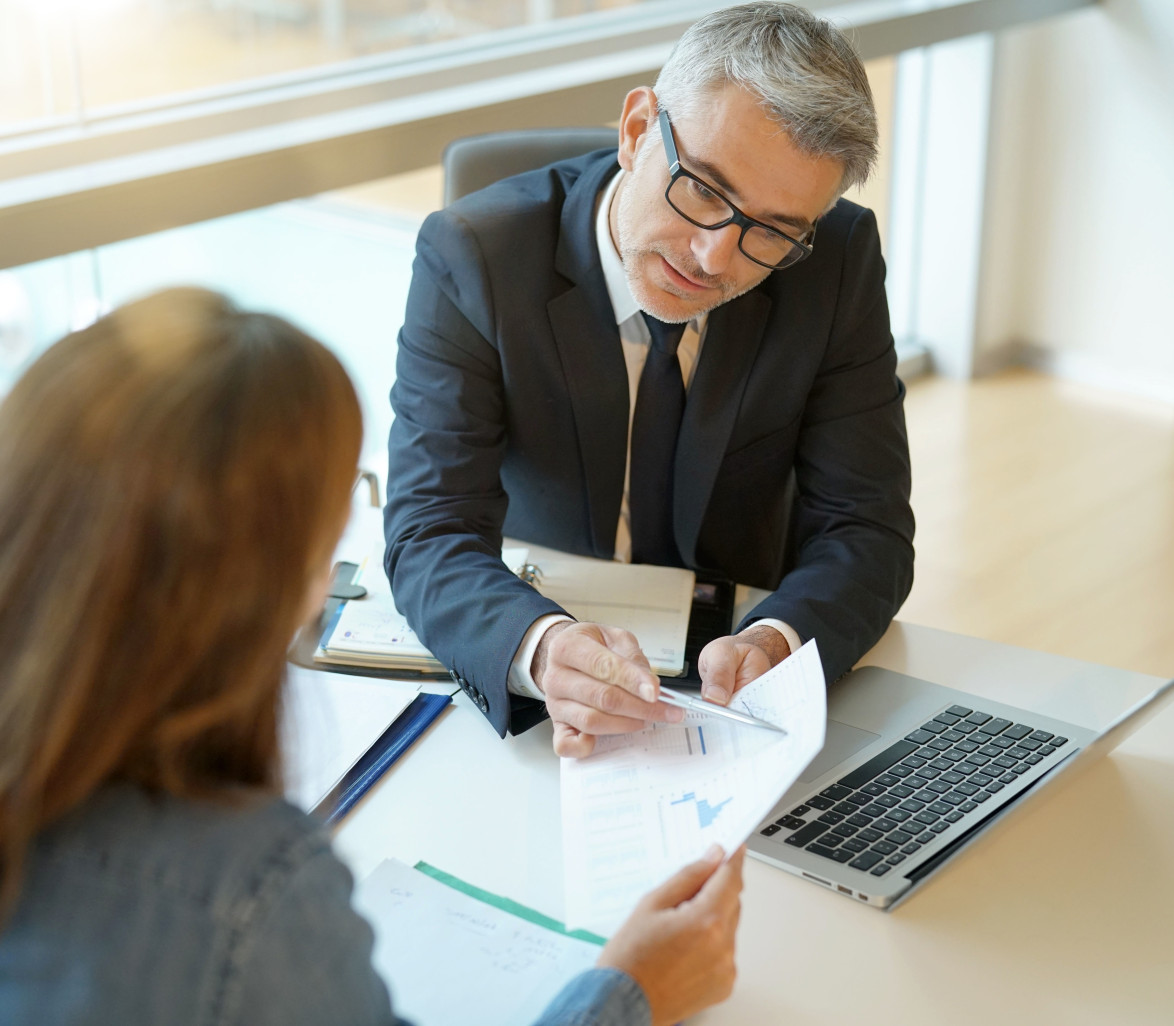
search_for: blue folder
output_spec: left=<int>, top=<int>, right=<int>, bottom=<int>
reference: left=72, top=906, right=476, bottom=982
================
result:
left=314, top=690, right=451, bottom=825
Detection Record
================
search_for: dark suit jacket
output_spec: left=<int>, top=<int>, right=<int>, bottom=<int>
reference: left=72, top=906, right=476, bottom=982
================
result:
left=385, top=149, right=914, bottom=737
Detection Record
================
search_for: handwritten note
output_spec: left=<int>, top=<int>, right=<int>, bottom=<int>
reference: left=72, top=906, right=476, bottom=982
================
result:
left=353, top=859, right=601, bottom=1025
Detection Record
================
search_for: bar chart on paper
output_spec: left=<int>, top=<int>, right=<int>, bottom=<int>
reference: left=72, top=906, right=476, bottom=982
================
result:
left=561, top=641, right=828, bottom=936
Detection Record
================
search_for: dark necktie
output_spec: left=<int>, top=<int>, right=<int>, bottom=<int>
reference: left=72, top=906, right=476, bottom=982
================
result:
left=629, top=314, right=687, bottom=566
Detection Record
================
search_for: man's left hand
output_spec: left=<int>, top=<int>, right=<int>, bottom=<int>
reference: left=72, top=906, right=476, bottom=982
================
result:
left=697, top=625, right=792, bottom=706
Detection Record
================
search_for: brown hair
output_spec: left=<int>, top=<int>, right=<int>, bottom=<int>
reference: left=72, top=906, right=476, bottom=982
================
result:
left=0, top=287, right=362, bottom=918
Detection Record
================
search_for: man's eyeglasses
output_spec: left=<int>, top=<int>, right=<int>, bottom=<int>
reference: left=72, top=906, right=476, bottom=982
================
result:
left=657, top=108, right=815, bottom=271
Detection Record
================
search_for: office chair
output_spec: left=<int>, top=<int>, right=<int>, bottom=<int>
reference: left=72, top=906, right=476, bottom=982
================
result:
left=441, top=127, right=617, bottom=205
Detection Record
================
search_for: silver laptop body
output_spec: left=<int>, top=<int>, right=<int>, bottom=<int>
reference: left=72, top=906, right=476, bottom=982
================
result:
left=748, top=665, right=1174, bottom=909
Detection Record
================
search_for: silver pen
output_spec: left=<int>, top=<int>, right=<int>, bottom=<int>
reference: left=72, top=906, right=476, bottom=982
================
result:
left=658, top=686, right=787, bottom=734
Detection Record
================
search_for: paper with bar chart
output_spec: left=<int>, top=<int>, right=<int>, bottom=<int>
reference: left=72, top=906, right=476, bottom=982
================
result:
left=561, top=640, right=826, bottom=935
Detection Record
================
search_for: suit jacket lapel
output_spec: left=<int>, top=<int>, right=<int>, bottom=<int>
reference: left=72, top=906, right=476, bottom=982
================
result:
left=549, top=153, right=628, bottom=558
left=674, top=289, right=772, bottom=567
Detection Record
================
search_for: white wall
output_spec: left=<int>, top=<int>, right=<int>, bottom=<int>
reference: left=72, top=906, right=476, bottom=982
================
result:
left=977, top=0, right=1174, bottom=403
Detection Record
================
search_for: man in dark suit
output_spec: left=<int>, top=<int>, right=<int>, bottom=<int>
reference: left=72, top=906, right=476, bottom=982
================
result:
left=385, top=2, right=915, bottom=755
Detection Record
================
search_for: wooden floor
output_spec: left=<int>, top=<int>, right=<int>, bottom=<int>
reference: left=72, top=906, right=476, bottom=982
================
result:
left=901, top=368, right=1174, bottom=680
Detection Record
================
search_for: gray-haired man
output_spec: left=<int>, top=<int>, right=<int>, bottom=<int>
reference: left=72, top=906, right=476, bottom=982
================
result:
left=385, top=2, right=915, bottom=755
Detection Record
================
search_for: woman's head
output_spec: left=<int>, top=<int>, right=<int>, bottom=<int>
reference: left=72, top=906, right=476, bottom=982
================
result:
left=0, top=288, right=362, bottom=908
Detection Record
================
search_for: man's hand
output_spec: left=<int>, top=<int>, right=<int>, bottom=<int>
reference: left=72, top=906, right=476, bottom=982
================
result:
left=532, top=621, right=684, bottom=758
left=697, top=624, right=791, bottom=706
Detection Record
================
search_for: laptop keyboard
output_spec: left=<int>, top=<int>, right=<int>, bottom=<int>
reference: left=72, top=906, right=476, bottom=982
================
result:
left=760, top=705, right=1070, bottom=878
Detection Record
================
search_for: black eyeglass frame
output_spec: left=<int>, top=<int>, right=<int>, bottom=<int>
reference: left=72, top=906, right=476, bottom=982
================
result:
left=657, top=108, right=816, bottom=271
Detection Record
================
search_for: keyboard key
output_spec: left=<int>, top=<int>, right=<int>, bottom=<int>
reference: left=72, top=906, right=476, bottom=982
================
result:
left=1029, top=730, right=1054, bottom=743
left=942, top=729, right=965, bottom=742
left=831, top=823, right=858, bottom=837
left=1050, top=736, right=1069, bottom=748
left=890, top=765, right=914, bottom=778
left=888, top=809, right=912, bottom=822
left=861, top=804, right=887, bottom=818
left=761, top=823, right=781, bottom=836
left=785, top=821, right=831, bottom=847
left=776, top=815, right=807, bottom=829
left=888, top=830, right=913, bottom=845
left=914, top=767, right=940, bottom=781
left=984, top=781, right=1005, bottom=793
left=942, top=770, right=966, bottom=784
left=991, top=736, right=1015, bottom=749
left=861, top=782, right=887, bottom=796
left=837, top=740, right=920, bottom=789
left=999, top=772, right=1018, bottom=784
left=820, top=832, right=843, bottom=846
left=919, top=720, right=947, bottom=735
left=898, top=799, right=925, bottom=812
left=953, top=721, right=978, bottom=734
left=964, top=753, right=991, bottom=766
left=1019, top=738, right=1042, bottom=751
left=806, top=795, right=835, bottom=810
left=941, top=749, right=966, bottom=762
left=817, top=811, right=844, bottom=825
left=929, top=757, right=954, bottom=771
left=842, top=837, right=868, bottom=853
left=986, top=718, right=1013, bottom=735
left=901, top=842, right=922, bottom=855
left=871, top=863, right=892, bottom=877
left=945, top=811, right=964, bottom=822
left=905, top=729, right=935, bottom=745
left=957, top=740, right=980, bottom=752
left=875, top=795, right=900, bottom=808
left=901, top=755, right=927, bottom=769
left=972, top=790, right=992, bottom=803
left=850, top=851, right=883, bottom=870
left=1011, top=763, right=1030, bottom=775
left=946, top=704, right=973, bottom=717
left=940, top=792, right=966, bottom=806
left=955, top=782, right=980, bottom=795
left=933, top=711, right=961, bottom=726
left=1007, top=747, right=1032, bottom=760
left=833, top=802, right=857, bottom=815
left=821, top=784, right=854, bottom=801
left=928, top=801, right=953, bottom=815
left=858, top=828, right=884, bottom=843
left=1024, top=753, right=1043, bottom=765
left=807, top=843, right=853, bottom=863
left=914, top=790, right=939, bottom=804
left=927, top=738, right=952, bottom=751
left=959, top=801, right=978, bottom=812
left=965, top=711, right=992, bottom=725
left=872, top=840, right=898, bottom=855
left=980, top=745, right=1004, bottom=758
left=847, top=813, right=874, bottom=828
left=790, top=804, right=812, bottom=817
left=916, top=830, right=935, bottom=843
left=1003, top=723, right=1032, bottom=740
left=876, top=773, right=900, bottom=787
left=927, top=780, right=952, bottom=794
left=993, top=755, right=1017, bottom=769
left=889, top=784, right=915, bottom=798
left=913, top=811, right=939, bottom=826
left=886, top=853, right=907, bottom=865
left=847, top=792, right=871, bottom=806
left=873, top=817, right=899, bottom=833
left=930, top=821, right=950, bottom=833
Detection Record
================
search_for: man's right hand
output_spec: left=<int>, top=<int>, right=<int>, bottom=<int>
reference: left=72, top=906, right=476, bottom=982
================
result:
left=598, top=845, right=745, bottom=1026
left=531, top=620, right=684, bottom=757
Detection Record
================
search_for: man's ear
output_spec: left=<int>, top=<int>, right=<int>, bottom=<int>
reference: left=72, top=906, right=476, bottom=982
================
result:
left=616, top=87, right=657, bottom=172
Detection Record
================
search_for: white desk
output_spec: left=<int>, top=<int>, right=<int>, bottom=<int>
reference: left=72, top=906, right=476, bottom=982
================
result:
left=329, top=617, right=1174, bottom=1024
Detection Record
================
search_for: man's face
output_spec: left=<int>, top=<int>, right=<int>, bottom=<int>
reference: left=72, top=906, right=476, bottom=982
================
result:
left=611, top=84, right=844, bottom=323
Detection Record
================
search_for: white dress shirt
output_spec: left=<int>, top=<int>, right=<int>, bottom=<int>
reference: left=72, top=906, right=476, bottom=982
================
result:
left=506, top=170, right=800, bottom=700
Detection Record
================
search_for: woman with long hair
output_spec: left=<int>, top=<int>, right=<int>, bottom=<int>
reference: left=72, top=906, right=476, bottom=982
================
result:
left=0, top=288, right=742, bottom=1025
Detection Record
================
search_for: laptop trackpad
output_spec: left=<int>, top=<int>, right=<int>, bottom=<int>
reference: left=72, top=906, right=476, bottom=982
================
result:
left=798, top=719, right=881, bottom=782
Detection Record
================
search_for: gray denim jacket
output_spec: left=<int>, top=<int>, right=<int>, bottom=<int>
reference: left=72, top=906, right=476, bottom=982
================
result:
left=0, top=786, right=649, bottom=1026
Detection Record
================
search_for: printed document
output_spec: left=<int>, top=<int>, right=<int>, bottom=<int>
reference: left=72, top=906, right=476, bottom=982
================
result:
left=561, top=640, right=827, bottom=935
left=354, top=859, right=601, bottom=1025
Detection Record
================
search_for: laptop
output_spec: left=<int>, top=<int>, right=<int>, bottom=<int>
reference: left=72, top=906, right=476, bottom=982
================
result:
left=747, top=664, right=1174, bottom=909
